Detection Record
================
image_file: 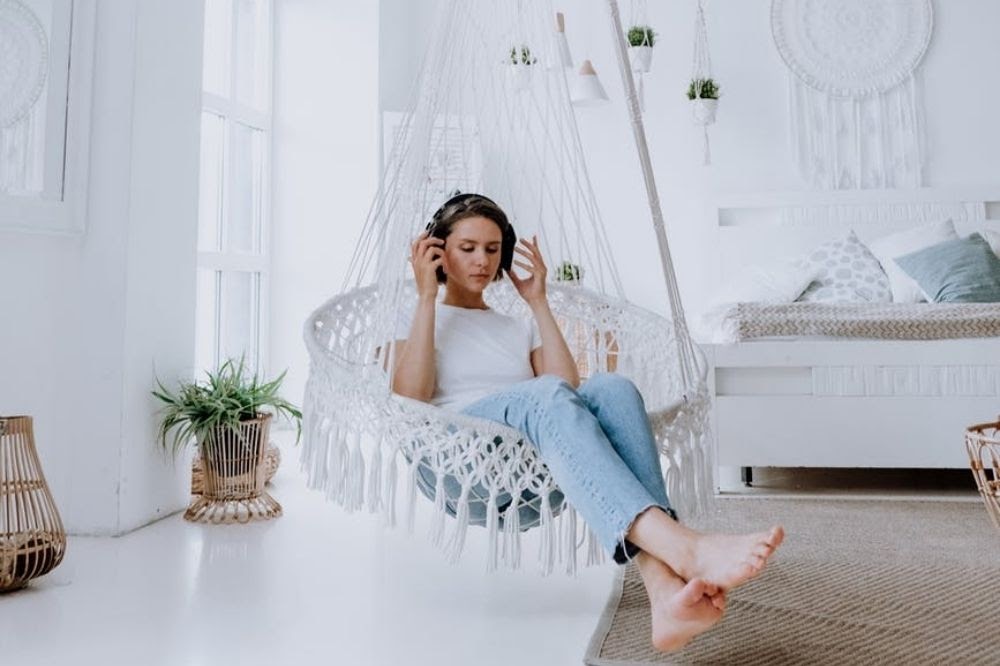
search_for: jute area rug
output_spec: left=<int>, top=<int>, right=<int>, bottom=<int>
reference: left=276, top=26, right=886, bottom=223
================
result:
left=584, top=498, right=1000, bottom=665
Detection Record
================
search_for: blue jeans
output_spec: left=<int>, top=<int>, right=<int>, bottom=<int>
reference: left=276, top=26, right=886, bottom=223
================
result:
left=414, top=373, right=674, bottom=563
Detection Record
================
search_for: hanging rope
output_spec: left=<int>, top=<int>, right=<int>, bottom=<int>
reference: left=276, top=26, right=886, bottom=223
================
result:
left=690, top=0, right=716, bottom=165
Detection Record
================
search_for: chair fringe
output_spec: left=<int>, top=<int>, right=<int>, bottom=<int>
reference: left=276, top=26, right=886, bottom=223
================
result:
left=563, top=505, right=578, bottom=576
left=538, top=492, right=556, bottom=576
left=347, top=432, right=365, bottom=513
left=504, top=495, right=521, bottom=570
left=405, top=461, right=418, bottom=534
left=485, top=488, right=500, bottom=573
left=447, top=482, right=472, bottom=564
left=382, top=451, right=398, bottom=528
left=367, top=441, right=383, bottom=514
left=326, top=427, right=344, bottom=504
left=430, top=474, right=446, bottom=547
left=586, top=525, right=604, bottom=566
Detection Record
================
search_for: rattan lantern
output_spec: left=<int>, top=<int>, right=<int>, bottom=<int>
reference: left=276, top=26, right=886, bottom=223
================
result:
left=965, top=418, right=1000, bottom=531
left=184, top=414, right=282, bottom=524
left=1, top=416, right=67, bottom=592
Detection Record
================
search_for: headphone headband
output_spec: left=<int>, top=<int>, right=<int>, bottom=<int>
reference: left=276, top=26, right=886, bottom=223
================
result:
left=430, top=192, right=499, bottom=225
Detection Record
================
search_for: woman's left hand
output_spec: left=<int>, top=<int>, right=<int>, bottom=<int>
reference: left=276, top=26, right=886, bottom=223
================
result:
left=508, top=236, right=548, bottom=306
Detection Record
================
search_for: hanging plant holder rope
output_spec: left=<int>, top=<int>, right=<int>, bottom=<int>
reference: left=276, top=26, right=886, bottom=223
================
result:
left=690, top=0, right=717, bottom=165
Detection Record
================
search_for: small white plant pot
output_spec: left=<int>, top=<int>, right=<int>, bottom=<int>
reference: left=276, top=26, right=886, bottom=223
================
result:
left=628, top=45, right=653, bottom=73
left=691, top=98, right=718, bottom=125
left=508, top=64, right=533, bottom=92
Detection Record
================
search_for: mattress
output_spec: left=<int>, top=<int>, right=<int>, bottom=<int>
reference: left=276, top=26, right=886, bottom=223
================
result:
left=712, top=302, right=1000, bottom=342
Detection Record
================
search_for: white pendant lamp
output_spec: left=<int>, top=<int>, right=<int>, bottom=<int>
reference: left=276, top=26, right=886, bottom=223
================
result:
left=555, top=12, right=574, bottom=68
left=570, top=59, right=609, bottom=106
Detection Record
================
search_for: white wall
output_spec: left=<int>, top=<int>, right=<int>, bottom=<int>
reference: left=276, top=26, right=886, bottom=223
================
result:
left=270, top=0, right=381, bottom=410
left=377, top=0, right=1000, bottom=323
left=116, top=0, right=204, bottom=533
left=0, top=0, right=203, bottom=535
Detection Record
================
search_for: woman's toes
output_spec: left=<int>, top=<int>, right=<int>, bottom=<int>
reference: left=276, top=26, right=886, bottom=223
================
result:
left=678, top=578, right=709, bottom=607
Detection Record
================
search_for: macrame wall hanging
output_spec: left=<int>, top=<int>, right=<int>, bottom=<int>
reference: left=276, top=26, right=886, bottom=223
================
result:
left=689, top=0, right=717, bottom=165
left=771, top=0, right=933, bottom=190
left=0, top=0, right=49, bottom=195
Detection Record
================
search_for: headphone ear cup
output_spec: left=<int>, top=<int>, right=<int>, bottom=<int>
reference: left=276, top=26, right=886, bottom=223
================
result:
left=501, top=228, right=516, bottom=272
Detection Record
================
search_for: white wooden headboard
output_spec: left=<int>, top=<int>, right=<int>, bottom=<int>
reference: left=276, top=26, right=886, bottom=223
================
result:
left=712, top=188, right=1000, bottom=285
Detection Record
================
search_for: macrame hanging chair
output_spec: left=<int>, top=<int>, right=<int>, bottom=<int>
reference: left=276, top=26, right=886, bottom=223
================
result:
left=302, top=0, right=713, bottom=575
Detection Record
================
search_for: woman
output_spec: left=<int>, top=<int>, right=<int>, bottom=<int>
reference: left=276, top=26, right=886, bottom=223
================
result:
left=392, top=193, right=783, bottom=652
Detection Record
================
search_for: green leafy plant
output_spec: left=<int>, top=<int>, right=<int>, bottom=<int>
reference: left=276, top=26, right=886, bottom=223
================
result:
left=687, top=77, right=720, bottom=100
left=153, top=357, right=302, bottom=458
left=509, top=45, right=538, bottom=65
left=627, top=25, right=656, bottom=47
left=555, top=261, right=583, bottom=282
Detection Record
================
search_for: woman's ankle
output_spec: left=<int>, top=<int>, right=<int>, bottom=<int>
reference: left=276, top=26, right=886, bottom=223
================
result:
left=627, top=507, right=698, bottom=577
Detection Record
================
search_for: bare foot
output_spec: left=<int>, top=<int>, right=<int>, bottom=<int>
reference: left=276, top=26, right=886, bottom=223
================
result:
left=628, top=509, right=785, bottom=593
left=636, top=552, right=726, bottom=653
left=649, top=576, right=726, bottom=652
left=681, top=525, right=784, bottom=590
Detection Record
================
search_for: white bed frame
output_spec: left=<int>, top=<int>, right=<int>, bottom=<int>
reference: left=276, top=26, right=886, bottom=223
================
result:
left=703, top=188, right=1000, bottom=485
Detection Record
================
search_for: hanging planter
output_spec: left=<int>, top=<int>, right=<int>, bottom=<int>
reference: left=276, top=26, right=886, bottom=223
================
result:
left=626, top=25, right=655, bottom=73
left=554, top=261, right=584, bottom=285
left=688, top=77, right=720, bottom=124
left=689, top=0, right=717, bottom=165
left=508, top=45, right=538, bottom=92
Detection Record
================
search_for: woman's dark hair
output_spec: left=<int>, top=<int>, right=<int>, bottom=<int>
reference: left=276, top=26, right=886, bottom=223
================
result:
left=425, top=193, right=516, bottom=284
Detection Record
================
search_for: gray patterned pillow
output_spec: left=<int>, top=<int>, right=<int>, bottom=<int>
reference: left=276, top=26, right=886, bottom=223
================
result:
left=795, top=232, right=891, bottom=303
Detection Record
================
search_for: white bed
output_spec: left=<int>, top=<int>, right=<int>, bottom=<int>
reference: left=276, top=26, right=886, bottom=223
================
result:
left=702, top=189, right=1000, bottom=484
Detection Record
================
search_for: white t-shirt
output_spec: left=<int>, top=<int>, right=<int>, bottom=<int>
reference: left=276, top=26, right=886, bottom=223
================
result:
left=397, top=301, right=542, bottom=412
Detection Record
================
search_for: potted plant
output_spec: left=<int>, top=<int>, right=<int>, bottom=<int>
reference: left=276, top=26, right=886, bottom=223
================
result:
left=687, top=77, right=720, bottom=124
left=627, top=25, right=656, bottom=73
left=153, top=357, right=302, bottom=523
left=508, top=44, right=538, bottom=91
left=555, top=261, right=583, bottom=284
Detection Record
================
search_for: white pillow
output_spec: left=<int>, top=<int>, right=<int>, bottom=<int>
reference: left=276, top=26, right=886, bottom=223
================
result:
left=866, top=219, right=958, bottom=302
left=697, top=261, right=819, bottom=342
left=712, top=261, right=820, bottom=305
left=794, top=231, right=892, bottom=303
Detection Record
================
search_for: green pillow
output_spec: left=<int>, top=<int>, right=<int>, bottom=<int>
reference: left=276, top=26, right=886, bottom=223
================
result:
left=895, top=233, right=1000, bottom=303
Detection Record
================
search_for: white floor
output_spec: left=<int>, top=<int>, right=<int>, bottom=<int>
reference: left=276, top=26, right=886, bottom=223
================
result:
left=1, top=438, right=979, bottom=666
left=0, top=433, right=616, bottom=666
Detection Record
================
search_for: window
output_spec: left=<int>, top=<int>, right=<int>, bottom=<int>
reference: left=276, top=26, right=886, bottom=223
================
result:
left=196, top=0, right=272, bottom=375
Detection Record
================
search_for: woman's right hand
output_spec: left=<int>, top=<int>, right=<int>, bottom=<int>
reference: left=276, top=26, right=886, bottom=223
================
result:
left=410, top=232, right=445, bottom=300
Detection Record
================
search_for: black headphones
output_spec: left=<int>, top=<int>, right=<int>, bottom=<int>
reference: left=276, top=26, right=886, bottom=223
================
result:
left=426, top=192, right=517, bottom=281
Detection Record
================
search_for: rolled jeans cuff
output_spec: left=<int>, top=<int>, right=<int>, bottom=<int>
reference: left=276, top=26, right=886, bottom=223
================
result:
left=612, top=505, right=678, bottom=565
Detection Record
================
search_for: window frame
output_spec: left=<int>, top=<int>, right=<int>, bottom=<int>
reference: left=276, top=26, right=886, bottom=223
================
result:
left=196, top=0, right=273, bottom=375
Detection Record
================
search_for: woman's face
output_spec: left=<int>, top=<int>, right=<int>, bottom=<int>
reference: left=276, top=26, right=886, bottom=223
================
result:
left=442, top=215, right=503, bottom=293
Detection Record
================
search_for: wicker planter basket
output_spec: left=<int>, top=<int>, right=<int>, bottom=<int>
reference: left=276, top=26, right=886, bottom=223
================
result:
left=192, top=443, right=280, bottom=496
left=965, top=418, right=1000, bottom=530
left=184, top=414, right=282, bottom=524
left=1, top=416, right=67, bottom=592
